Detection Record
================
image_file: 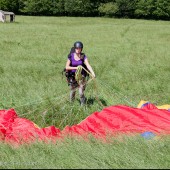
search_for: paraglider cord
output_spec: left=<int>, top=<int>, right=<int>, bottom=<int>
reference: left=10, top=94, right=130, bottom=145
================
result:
left=75, top=66, right=95, bottom=82
left=75, top=66, right=104, bottom=107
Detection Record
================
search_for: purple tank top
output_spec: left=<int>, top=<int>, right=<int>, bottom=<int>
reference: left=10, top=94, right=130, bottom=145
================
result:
left=69, top=53, right=87, bottom=74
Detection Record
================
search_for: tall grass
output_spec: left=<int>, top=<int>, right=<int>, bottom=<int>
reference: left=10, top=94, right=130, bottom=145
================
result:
left=0, top=16, right=170, bottom=168
left=1, top=135, right=170, bottom=169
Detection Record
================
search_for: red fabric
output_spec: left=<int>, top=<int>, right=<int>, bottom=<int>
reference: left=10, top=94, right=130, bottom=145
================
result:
left=62, top=105, right=170, bottom=138
left=38, top=126, right=61, bottom=143
left=0, top=103, right=170, bottom=145
left=5, top=117, right=61, bottom=146
left=5, top=118, right=39, bottom=145
left=0, top=109, right=17, bottom=140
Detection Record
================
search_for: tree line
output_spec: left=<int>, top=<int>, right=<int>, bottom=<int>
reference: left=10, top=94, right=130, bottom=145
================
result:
left=0, top=0, right=170, bottom=20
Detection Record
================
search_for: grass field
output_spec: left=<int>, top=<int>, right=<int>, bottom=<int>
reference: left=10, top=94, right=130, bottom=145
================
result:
left=1, top=135, right=170, bottom=169
left=0, top=16, right=170, bottom=168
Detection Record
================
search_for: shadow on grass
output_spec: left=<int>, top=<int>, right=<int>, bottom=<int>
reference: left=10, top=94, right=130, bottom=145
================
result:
left=86, top=97, right=108, bottom=107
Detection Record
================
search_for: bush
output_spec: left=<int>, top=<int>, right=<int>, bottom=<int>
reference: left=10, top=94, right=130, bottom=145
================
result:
left=98, top=2, right=118, bottom=17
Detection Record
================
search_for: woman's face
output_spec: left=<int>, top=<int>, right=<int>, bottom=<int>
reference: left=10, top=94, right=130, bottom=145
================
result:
left=75, top=47, right=82, bottom=54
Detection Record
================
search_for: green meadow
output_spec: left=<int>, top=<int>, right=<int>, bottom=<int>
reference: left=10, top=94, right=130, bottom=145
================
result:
left=0, top=16, right=170, bottom=168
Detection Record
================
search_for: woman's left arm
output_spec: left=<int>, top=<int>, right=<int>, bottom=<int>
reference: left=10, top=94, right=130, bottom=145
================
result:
left=84, top=58, right=95, bottom=78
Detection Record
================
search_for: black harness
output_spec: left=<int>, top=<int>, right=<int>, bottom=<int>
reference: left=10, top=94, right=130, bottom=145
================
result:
left=64, top=69, right=77, bottom=86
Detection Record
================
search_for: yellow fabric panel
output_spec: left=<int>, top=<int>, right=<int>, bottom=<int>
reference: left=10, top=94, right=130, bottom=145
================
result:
left=33, top=123, right=40, bottom=129
left=137, top=100, right=170, bottom=110
left=157, top=105, right=170, bottom=110
left=137, top=100, right=149, bottom=108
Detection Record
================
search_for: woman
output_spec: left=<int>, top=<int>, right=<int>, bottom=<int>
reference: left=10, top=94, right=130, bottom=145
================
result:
left=65, top=41, right=96, bottom=106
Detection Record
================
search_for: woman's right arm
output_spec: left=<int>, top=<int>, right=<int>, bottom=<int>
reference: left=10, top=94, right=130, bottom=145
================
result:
left=65, top=59, right=77, bottom=71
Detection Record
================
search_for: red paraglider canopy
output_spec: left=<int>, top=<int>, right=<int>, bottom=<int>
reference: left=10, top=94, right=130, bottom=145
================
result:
left=0, top=101, right=170, bottom=146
